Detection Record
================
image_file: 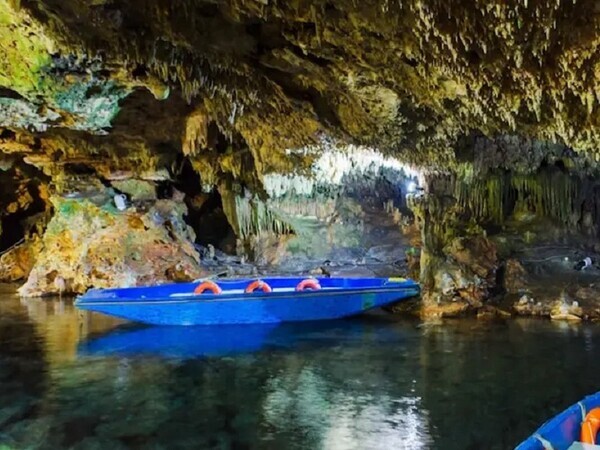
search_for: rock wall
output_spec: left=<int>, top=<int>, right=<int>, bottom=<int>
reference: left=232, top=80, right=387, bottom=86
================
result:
left=19, top=193, right=206, bottom=297
left=409, top=153, right=600, bottom=320
left=3, top=0, right=600, bottom=307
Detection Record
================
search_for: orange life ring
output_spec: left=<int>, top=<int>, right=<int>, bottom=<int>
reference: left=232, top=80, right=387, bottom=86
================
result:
left=194, top=280, right=222, bottom=295
left=245, top=280, right=272, bottom=294
left=296, top=278, right=321, bottom=292
left=581, top=408, right=600, bottom=444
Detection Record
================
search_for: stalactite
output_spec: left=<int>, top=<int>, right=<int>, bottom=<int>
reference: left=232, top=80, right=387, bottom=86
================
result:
left=454, top=170, right=594, bottom=229
left=233, top=194, right=292, bottom=240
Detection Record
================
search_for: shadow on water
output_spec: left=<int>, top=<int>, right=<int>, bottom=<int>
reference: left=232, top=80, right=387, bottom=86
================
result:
left=4, top=289, right=600, bottom=449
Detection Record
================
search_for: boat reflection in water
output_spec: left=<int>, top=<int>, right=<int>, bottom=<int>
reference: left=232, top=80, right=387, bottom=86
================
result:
left=79, top=323, right=279, bottom=358
left=76, top=317, right=434, bottom=449
left=77, top=316, right=403, bottom=359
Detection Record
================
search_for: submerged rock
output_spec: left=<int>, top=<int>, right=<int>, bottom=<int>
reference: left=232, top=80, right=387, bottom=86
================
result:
left=18, top=197, right=206, bottom=297
left=476, top=306, right=512, bottom=321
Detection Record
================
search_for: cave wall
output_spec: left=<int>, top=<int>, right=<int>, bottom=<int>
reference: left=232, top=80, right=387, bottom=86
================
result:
left=5, top=0, right=600, bottom=174
left=3, top=0, right=600, bottom=299
left=409, top=136, right=600, bottom=319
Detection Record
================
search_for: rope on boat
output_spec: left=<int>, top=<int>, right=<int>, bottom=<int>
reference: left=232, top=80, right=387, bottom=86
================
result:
left=579, top=401, right=587, bottom=422
left=533, top=433, right=555, bottom=450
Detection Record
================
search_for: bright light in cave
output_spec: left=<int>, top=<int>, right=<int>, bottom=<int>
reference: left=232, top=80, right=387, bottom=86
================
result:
left=264, top=144, right=421, bottom=198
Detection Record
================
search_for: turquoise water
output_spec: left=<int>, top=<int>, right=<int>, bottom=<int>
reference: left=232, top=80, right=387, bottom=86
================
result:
left=1, top=291, right=600, bottom=449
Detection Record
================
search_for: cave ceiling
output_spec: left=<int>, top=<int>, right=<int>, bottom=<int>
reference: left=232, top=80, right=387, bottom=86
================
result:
left=1, top=0, right=600, bottom=187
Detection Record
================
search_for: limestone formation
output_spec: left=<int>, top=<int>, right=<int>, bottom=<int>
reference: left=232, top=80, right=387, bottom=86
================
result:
left=3, top=0, right=600, bottom=317
left=18, top=195, right=206, bottom=296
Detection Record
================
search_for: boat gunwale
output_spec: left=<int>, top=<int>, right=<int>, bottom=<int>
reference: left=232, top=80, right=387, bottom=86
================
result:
left=76, top=286, right=420, bottom=307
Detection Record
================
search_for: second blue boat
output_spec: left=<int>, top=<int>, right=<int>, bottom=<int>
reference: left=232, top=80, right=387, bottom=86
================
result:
left=75, top=276, right=420, bottom=326
left=517, top=391, right=600, bottom=449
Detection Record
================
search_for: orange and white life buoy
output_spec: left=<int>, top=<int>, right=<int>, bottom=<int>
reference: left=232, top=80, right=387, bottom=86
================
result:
left=194, top=280, right=222, bottom=295
left=245, top=280, right=272, bottom=294
left=581, top=408, right=600, bottom=444
left=296, top=278, right=321, bottom=292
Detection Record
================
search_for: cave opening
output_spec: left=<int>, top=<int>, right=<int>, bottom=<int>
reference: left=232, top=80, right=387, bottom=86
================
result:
left=193, top=189, right=237, bottom=253
left=0, top=214, right=26, bottom=253
left=174, top=158, right=236, bottom=254
left=0, top=181, right=48, bottom=254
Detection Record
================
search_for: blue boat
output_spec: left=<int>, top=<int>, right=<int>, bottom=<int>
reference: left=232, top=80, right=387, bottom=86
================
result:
left=75, top=276, right=420, bottom=326
left=516, top=391, right=600, bottom=450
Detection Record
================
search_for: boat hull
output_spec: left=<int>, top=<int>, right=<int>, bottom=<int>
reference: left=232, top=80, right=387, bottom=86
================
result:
left=516, top=391, right=600, bottom=450
left=75, top=277, right=419, bottom=326
left=78, top=289, right=418, bottom=326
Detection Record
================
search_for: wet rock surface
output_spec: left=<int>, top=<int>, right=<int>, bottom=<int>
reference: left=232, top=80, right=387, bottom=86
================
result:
left=404, top=166, right=600, bottom=321
left=19, top=194, right=207, bottom=297
left=504, top=259, right=530, bottom=295
left=0, top=237, right=41, bottom=282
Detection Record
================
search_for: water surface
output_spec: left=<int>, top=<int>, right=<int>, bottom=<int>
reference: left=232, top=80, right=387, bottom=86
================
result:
left=1, top=288, right=599, bottom=449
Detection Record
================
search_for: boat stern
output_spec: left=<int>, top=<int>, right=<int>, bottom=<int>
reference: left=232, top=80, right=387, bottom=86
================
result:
left=360, top=279, right=420, bottom=311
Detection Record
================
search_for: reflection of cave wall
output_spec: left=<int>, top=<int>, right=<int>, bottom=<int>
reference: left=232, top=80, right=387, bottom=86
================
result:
left=417, top=322, right=600, bottom=448
left=0, top=308, right=47, bottom=427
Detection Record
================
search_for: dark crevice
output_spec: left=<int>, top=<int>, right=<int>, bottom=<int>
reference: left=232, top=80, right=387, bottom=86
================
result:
left=215, top=129, right=230, bottom=154
left=248, top=21, right=288, bottom=57
left=173, top=158, right=236, bottom=252
left=0, top=214, right=26, bottom=252
left=0, top=129, right=17, bottom=140
left=285, top=43, right=333, bottom=67
left=32, top=137, right=42, bottom=151
left=466, top=49, right=482, bottom=65
left=85, top=85, right=104, bottom=98
left=0, top=167, right=49, bottom=253
left=172, top=157, right=202, bottom=197
left=554, top=159, right=567, bottom=173
left=156, top=181, right=174, bottom=199
left=401, top=56, right=419, bottom=68
left=131, top=64, right=148, bottom=78
left=262, top=66, right=342, bottom=127
left=63, top=163, right=97, bottom=176
left=0, top=88, right=26, bottom=101
left=192, top=190, right=236, bottom=253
